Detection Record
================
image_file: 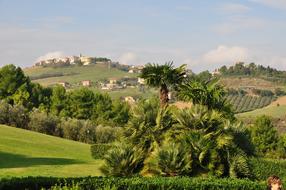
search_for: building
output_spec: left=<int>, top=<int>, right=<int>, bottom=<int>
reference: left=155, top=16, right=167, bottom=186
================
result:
left=81, top=80, right=91, bottom=87
left=109, top=78, right=117, bottom=84
left=124, top=96, right=136, bottom=104
left=138, top=77, right=145, bottom=84
left=79, top=55, right=96, bottom=65
left=58, top=82, right=68, bottom=88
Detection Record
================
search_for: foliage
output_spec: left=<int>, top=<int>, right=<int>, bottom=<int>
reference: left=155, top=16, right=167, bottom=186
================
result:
left=0, top=101, right=29, bottom=129
left=60, top=118, right=84, bottom=141
left=50, top=85, right=67, bottom=116
left=249, top=158, right=286, bottom=180
left=0, top=64, right=30, bottom=100
left=90, top=144, right=114, bottom=159
left=125, top=97, right=173, bottom=153
left=78, top=120, right=96, bottom=144
left=100, top=143, right=145, bottom=177
left=172, top=105, right=252, bottom=178
left=218, top=62, right=286, bottom=84
left=178, top=79, right=234, bottom=119
left=28, top=109, right=59, bottom=135
left=65, top=88, right=95, bottom=119
left=0, top=176, right=266, bottom=190
left=143, top=140, right=193, bottom=176
left=95, top=126, right=122, bottom=144
left=140, top=62, right=186, bottom=106
left=250, top=115, right=279, bottom=156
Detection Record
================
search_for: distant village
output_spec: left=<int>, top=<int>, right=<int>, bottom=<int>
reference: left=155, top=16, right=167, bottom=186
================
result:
left=34, top=54, right=146, bottom=102
left=35, top=54, right=113, bottom=66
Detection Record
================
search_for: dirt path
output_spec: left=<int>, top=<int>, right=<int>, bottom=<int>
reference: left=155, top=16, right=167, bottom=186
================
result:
left=271, top=96, right=286, bottom=106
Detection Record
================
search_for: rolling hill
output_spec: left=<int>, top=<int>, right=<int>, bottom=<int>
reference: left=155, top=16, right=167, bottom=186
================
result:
left=237, top=96, right=286, bottom=118
left=0, top=125, right=102, bottom=177
left=24, top=63, right=137, bottom=86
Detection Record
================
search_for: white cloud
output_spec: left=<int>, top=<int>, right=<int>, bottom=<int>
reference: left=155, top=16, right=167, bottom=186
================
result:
left=36, top=51, right=66, bottom=62
left=118, top=52, right=141, bottom=65
left=203, top=45, right=249, bottom=64
left=220, top=3, right=250, bottom=13
left=250, top=0, right=286, bottom=10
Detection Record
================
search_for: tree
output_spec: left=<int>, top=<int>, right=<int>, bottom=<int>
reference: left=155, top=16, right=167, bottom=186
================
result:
left=140, top=62, right=186, bottom=106
left=0, top=64, right=30, bottom=102
left=251, top=115, right=279, bottom=155
left=50, top=85, right=67, bottom=116
left=178, top=79, right=234, bottom=119
left=65, top=88, right=95, bottom=119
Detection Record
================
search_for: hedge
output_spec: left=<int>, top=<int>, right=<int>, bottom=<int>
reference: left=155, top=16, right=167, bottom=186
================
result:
left=90, top=144, right=113, bottom=159
left=250, top=157, right=286, bottom=180
left=0, top=176, right=265, bottom=190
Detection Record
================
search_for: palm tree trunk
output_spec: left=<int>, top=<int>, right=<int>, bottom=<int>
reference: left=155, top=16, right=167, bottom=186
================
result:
left=160, top=84, right=169, bottom=107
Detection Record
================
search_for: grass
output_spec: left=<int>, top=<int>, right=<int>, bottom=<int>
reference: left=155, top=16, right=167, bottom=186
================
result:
left=0, top=125, right=102, bottom=178
left=219, top=76, right=285, bottom=90
left=237, top=105, right=286, bottom=118
left=24, top=64, right=137, bottom=86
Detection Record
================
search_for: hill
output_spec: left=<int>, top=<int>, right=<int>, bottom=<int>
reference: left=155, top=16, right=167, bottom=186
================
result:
left=0, top=125, right=102, bottom=177
left=24, top=63, right=158, bottom=99
left=24, top=63, right=137, bottom=86
left=237, top=96, right=286, bottom=118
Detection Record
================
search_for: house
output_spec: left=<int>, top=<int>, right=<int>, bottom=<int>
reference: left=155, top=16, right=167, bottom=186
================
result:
left=124, top=96, right=135, bottom=104
left=81, top=80, right=91, bottom=87
left=109, top=78, right=117, bottom=84
left=138, top=78, right=145, bottom=84
left=58, top=82, right=68, bottom=88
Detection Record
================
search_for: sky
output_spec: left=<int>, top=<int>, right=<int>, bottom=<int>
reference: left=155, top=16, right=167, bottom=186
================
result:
left=1, top=0, right=286, bottom=72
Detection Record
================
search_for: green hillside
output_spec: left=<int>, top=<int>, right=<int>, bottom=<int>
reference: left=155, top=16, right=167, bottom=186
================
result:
left=0, top=125, right=102, bottom=178
left=24, top=63, right=137, bottom=86
left=237, top=105, right=286, bottom=118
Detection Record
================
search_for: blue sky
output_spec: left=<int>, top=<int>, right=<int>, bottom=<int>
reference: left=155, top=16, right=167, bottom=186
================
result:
left=1, top=0, right=286, bottom=72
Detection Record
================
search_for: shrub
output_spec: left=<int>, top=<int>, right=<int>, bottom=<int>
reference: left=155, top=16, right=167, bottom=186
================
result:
left=0, top=101, right=29, bottom=129
left=250, top=115, right=279, bottom=156
left=90, top=144, right=114, bottom=159
left=8, top=104, right=29, bottom=129
left=28, top=109, right=59, bottom=135
left=78, top=120, right=96, bottom=144
left=95, top=126, right=122, bottom=144
left=143, top=141, right=193, bottom=176
left=0, top=101, right=11, bottom=125
left=0, top=176, right=265, bottom=190
left=100, top=143, right=145, bottom=177
left=61, top=118, right=83, bottom=141
left=250, top=158, right=286, bottom=180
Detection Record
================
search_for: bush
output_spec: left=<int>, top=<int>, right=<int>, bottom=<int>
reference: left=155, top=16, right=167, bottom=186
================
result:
left=143, top=141, right=193, bottom=176
left=250, top=158, right=286, bottom=181
left=0, top=176, right=265, bottom=190
left=0, top=101, right=29, bottom=129
left=100, top=143, right=145, bottom=177
left=250, top=115, right=279, bottom=156
left=95, top=126, right=122, bottom=144
left=78, top=120, right=96, bottom=144
left=61, top=118, right=83, bottom=141
left=90, top=144, right=114, bottom=159
left=28, top=109, right=59, bottom=135
left=8, top=104, right=29, bottom=129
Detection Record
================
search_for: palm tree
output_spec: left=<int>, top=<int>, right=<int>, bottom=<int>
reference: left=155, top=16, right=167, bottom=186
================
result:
left=178, top=78, right=234, bottom=119
left=140, top=62, right=186, bottom=107
left=125, top=97, right=174, bottom=153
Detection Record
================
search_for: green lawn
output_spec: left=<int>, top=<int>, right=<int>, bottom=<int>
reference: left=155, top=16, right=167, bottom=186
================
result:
left=0, top=125, right=102, bottom=178
left=237, top=105, right=286, bottom=118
